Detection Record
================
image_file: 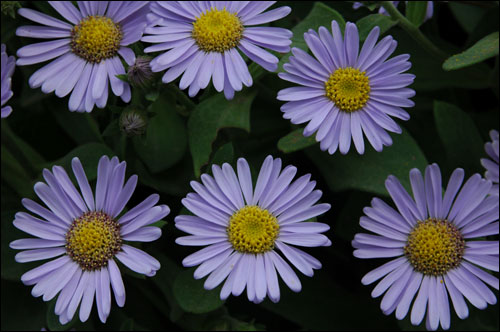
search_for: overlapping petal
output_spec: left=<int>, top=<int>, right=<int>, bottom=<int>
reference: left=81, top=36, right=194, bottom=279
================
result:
left=10, top=155, right=168, bottom=324
left=175, top=156, right=331, bottom=303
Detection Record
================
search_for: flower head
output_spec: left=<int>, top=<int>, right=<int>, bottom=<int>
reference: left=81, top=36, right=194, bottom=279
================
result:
left=1, top=43, right=15, bottom=118
left=142, top=1, right=292, bottom=100
left=10, top=156, right=170, bottom=324
left=353, top=164, right=499, bottom=330
left=277, top=21, right=415, bottom=154
left=481, top=129, right=499, bottom=196
left=15, top=1, right=150, bottom=112
left=175, top=156, right=331, bottom=303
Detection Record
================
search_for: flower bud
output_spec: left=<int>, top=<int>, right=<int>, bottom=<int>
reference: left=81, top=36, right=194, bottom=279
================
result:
left=119, top=108, right=147, bottom=136
left=127, top=56, right=154, bottom=88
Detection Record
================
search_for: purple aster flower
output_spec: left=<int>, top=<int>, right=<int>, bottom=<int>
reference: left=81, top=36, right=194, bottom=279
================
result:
left=481, top=129, right=499, bottom=196
left=353, top=2, right=434, bottom=21
left=175, top=156, right=331, bottom=303
left=9, top=156, right=170, bottom=324
left=1, top=43, right=15, bottom=118
left=277, top=21, right=415, bottom=154
left=15, top=1, right=150, bottom=113
left=142, top=1, right=292, bottom=100
left=353, top=164, right=499, bottom=331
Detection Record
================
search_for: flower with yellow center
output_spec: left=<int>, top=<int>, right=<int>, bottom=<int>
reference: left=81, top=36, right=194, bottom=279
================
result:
left=404, top=218, right=465, bottom=276
left=10, top=155, right=169, bottom=325
left=176, top=156, right=331, bottom=304
left=278, top=21, right=416, bottom=155
left=325, top=67, right=370, bottom=112
left=353, top=164, right=499, bottom=331
left=15, top=2, right=150, bottom=113
left=70, top=15, right=122, bottom=63
left=142, top=1, right=293, bottom=100
left=192, top=8, right=244, bottom=53
left=65, top=211, right=122, bottom=271
left=227, top=206, right=279, bottom=254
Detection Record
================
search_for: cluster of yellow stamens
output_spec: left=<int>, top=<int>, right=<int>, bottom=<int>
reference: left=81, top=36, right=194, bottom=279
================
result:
left=71, top=15, right=122, bottom=63
left=227, top=206, right=280, bottom=254
left=404, top=218, right=465, bottom=276
left=325, top=67, right=371, bottom=112
left=192, top=7, right=244, bottom=53
left=65, top=211, right=122, bottom=271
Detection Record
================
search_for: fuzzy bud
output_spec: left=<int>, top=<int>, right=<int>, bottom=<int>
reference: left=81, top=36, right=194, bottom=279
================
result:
left=119, top=108, right=147, bottom=136
left=127, top=56, right=154, bottom=88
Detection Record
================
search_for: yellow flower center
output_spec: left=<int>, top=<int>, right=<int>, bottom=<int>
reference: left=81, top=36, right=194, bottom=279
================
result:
left=325, top=67, right=370, bottom=112
left=192, top=7, right=244, bottom=53
left=65, top=211, right=122, bottom=271
left=71, top=15, right=122, bottom=63
left=404, top=218, right=465, bottom=276
left=227, top=205, right=279, bottom=254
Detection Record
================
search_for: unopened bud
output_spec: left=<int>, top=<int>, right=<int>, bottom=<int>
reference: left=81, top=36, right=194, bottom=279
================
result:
left=127, top=56, right=154, bottom=88
left=119, top=109, right=147, bottom=136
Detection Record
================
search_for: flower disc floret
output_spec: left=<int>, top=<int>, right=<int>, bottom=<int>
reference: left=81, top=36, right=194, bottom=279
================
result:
left=71, top=15, right=123, bottom=63
left=325, top=67, right=370, bottom=112
left=227, top=205, right=279, bottom=254
left=192, top=7, right=244, bottom=53
left=65, top=211, right=122, bottom=271
left=404, top=218, right=465, bottom=276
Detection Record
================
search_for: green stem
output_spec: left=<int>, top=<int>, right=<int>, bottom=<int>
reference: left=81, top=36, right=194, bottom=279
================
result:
left=381, top=1, right=448, bottom=61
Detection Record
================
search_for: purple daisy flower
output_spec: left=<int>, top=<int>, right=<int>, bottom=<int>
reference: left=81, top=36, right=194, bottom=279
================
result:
left=277, top=21, right=415, bottom=155
left=353, top=2, right=434, bottom=22
left=15, top=1, right=150, bottom=113
left=353, top=164, right=499, bottom=330
left=1, top=43, right=15, bottom=118
left=175, top=156, right=331, bottom=303
left=481, top=129, right=499, bottom=196
left=10, top=156, right=170, bottom=324
left=142, top=1, right=292, bottom=99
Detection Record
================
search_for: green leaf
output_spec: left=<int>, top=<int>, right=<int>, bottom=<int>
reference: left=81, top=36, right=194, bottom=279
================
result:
left=1, top=121, right=45, bottom=175
left=52, top=111, right=103, bottom=145
left=47, top=143, right=115, bottom=182
left=145, top=90, right=160, bottom=102
left=133, top=94, right=187, bottom=173
left=406, top=1, right=428, bottom=27
left=433, top=101, right=485, bottom=176
left=211, top=142, right=235, bottom=166
left=449, top=2, right=486, bottom=34
left=173, top=269, right=224, bottom=314
left=116, top=73, right=129, bottom=83
left=277, top=128, right=317, bottom=153
left=278, top=2, right=345, bottom=72
left=356, top=14, right=398, bottom=41
left=150, top=252, right=185, bottom=321
left=391, top=29, right=491, bottom=90
left=149, top=219, right=167, bottom=228
left=306, top=129, right=428, bottom=196
left=102, top=119, right=121, bottom=137
left=1, top=146, right=35, bottom=199
left=443, top=32, right=499, bottom=71
left=134, top=154, right=193, bottom=196
left=188, top=90, right=256, bottom=177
